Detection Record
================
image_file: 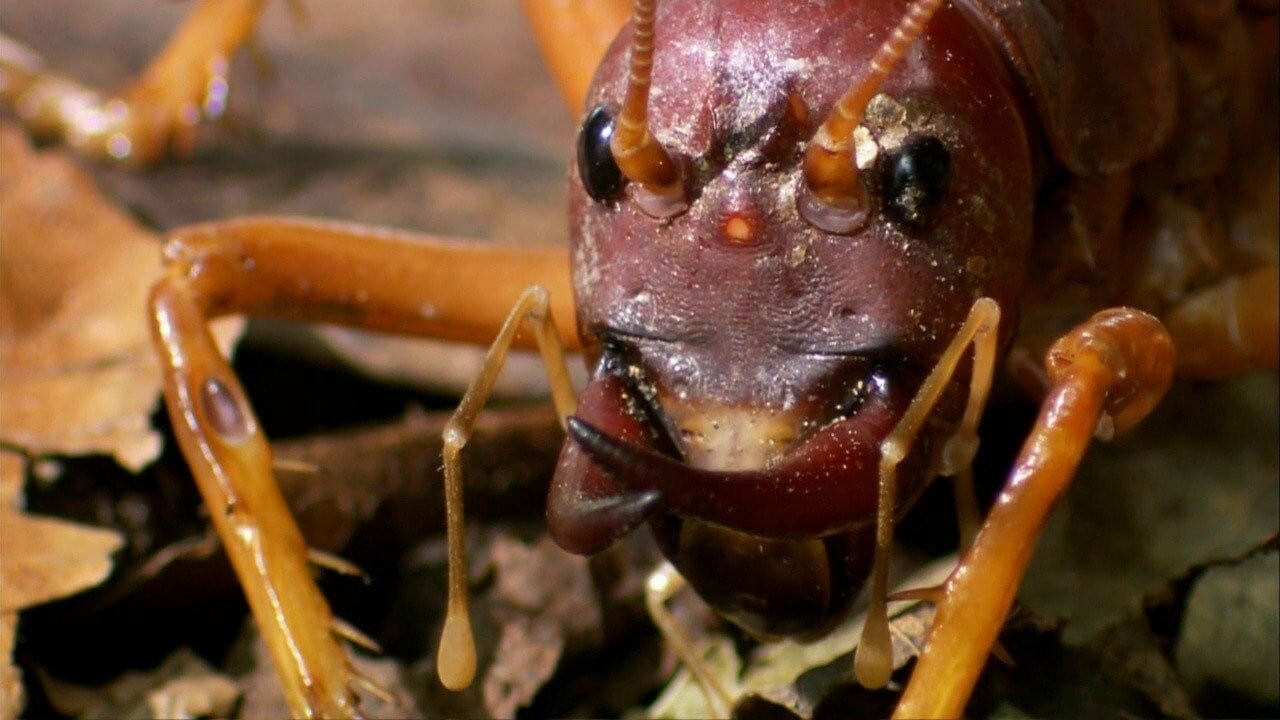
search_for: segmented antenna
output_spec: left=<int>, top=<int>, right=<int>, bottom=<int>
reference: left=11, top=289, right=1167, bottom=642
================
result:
left=610, top=0, right=684, bottom=207
left=802, top=0, right=945, bottom=229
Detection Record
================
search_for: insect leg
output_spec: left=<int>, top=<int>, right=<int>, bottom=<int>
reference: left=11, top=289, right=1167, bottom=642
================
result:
left=894, top=308, right=1174, bottom=719
left=1166, top=265, right=1278, bottom=379
left=856, top=297, right=1001, bottom=689
left=151, top=276, right=359, bottom=718
left=149, top=217, right=575, bottom=717
left=519, top=0, right=630, bottom=112
left=438, top=284, right=578, bottom=690
left=934, top=299, right=1002, bottom=550
left=1, top=0, right=265, bottom=164
left=645, top=562, right=734, bottom=718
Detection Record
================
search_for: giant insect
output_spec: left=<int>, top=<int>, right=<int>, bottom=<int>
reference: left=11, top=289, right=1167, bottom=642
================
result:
left=3, top=0, right=1276, bottom=717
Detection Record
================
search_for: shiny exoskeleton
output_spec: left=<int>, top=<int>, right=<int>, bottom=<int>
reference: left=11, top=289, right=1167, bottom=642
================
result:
left=545, top=0, right=1277, bottom=641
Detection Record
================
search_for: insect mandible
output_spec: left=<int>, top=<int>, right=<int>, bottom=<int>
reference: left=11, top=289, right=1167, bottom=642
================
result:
left=3, top=0, right=1276, bottom=717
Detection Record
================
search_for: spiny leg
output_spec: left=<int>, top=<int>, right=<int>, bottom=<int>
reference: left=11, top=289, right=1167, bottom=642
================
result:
left=894, top=308, right=1174, bottom=719
left=1, top=0, right=265, bottom=163
left=150, top=217, right=576, bottom=717
left=645, top=562, right=734, bottom=718
left=437, top=285, right=578, bottom=690
left=151, top=278, right=359, bottom=718
left=855, top=297, right=1000, bottom=688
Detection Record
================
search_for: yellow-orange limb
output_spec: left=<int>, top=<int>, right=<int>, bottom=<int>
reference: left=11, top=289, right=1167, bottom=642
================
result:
left=645, top=563, right=734, bottom=718
left=1166, top=265, right=1278, bottom=379
left=158, top=216, right=577, bottom=349
left=1, top=0, right=264, bottom=164
left=520, top=0, right=630, bottom=113
left=894, top=308, right=1174, bottom=719
left=149, top=218, right=575, bottom=717
left=856, top=297, right=1000, bottom=689
left=151, top=279, right=357, bottom=718
left=438, top=285, right=578, bottom=690
left=936, top=294, right=1002, bottom=550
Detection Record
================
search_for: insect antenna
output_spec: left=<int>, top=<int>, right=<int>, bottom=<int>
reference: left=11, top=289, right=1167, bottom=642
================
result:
left=801, top=0, right=945, bottom=232
left=610, top=0, right=686, bottom=215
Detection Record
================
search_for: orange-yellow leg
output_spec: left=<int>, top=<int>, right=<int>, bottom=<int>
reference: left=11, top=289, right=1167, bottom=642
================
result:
left=519, top=0, right=630, bottom=113
left=149, top=217, right=576, bottom=717
left=1, top=0, right=265, bottom=163
left=855, top=297, right=1000, bottom=689
left=437, top=285, right=579, bottom=689
left=894, top=308, right=1175, bottom=719
left=643, top=562, right=734, bottom=717
left=1166, top=264, right=1279, bottom=379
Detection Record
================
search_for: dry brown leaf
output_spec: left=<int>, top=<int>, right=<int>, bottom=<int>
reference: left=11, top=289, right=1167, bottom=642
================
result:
left=0, top=455, right=20, bottom=515
left=146, top=672, right=241, bottom=720
left=0, top=126, right=241, bottom=719
left=0, top=508, right=123, bottom=613
left=0, top=608, right=18, bottom=720
left=0, top=452, right=123, bottom=720
left=484, top=615, right=564, bottom=718
left=0, top=124, right=241, bottom=471
left=1175, top=550, right=1280, bottom=707
left=482, top=536, right=602, bottom=717
left=36, top=647, right=240, bottom=719
left=1, top=454, right=23, bottom=720
left=490, top=536, right=603, bottom=650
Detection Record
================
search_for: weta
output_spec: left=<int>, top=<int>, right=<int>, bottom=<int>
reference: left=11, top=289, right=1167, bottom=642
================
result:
left=3, top=0, right=1276, bottom=717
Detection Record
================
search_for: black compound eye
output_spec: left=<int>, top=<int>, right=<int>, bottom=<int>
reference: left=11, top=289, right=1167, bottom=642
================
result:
left=881, top=134, right=951, bottom=227
left=577, top=105, right=626, bottom=204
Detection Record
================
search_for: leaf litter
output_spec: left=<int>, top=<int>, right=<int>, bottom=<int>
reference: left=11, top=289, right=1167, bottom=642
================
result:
left=0, top=126, right=241, bottom=471
left=0, top=125, right=240, bottom=720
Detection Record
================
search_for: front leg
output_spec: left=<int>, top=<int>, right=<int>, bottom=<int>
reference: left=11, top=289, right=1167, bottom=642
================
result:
left=2, top=0, right=264, bottom=163
left=895, top=308, right=1175, bottom=718
left=149, top=217, right=576, bottom=717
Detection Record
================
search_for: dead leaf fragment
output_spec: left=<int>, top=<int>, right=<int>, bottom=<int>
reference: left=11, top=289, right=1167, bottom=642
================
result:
left=0, top=507, right=123, bottom=612
left=482, top=536, right=603, bottom=716
left=484, top=615, right=564, bottom=718
left=0, top=124, right=241, bottom=471
left=37, top=647, right=239, bottom=720
left=0, top=609, right=19, bottom=720
left=0, top=448, right=121, bottom=719
left=146, top=673, right=241, bottom=720
left=491, top=536, right=602, bottom=649
left=1092, top=618, right=1198, bottom=719
left=0, top=454, right=23, bottom=720
left=0, top=439, right=122, bottom=614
